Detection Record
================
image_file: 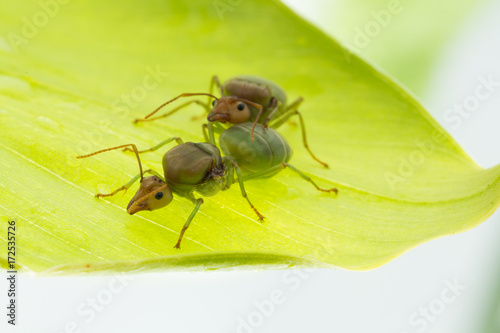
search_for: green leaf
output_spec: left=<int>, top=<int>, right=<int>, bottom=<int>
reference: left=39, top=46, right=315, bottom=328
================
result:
left=0, top=0, right=499, bottom=274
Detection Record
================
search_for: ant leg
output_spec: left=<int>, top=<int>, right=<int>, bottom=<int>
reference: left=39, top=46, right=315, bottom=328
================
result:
left=209, top=75, right=224, bottom=100
left=240, top=163, right=337, bottom=194
left=293, top=110, right=329, bottom=168
left=174, top=197, right=204, bottom=249
left=78, top=144, right=144, bottom=182
left=283, top=97, right=302, bottom=127
left=283, top=163, right=337, bottom=193
left=249, top=103, right=265, bottom=142
left=96, top=172, right=141, bottom=198
left=135, top=100, right=209, bottom=124
left=187, top=75, right=224, bottom=121
left=202, top=124, right=210, bottom=143
left=269, top=99, right=329, bottom=168
left=143, top=169, right=165, bottom=181
left=123, top=137, right=184, bottom=154
left=213, top=121, right=225, bottom=133
left=228, top=159, right=264, bottom=221
left=239, top=164, right=283, bottom=182
left=262, top=97, right=282, bottom=128
left=268, top=97, right=304, bottom=129
left=193, top=76, right=221, bottom=121
left=267, top=108, right=293, bottom=129
left=95, top=169, right=164, bottom=198
left=224, top=159, right=235, bottom=191
left=202, top=122, right=217, bottom=145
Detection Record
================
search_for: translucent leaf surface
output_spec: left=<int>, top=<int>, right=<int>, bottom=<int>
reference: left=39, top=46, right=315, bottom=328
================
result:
left=0, top=0, right=499, bottom=274
left=295, top=0, right=486, bottom=94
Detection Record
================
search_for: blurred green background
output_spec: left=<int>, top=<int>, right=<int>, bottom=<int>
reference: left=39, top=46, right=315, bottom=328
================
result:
left=284, top=0, right=500, bottom=331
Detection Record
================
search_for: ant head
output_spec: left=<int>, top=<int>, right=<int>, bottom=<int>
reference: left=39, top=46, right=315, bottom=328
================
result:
left=207, top=97, right=255, bottom=124
left=127, top=176, right=173, bottom=214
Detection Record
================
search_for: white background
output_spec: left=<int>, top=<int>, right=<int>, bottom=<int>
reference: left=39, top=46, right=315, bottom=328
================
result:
left=3, top=0, right=500, bottom=332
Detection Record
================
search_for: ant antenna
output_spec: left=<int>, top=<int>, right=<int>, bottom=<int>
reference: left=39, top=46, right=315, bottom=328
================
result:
left=144, top=93, right=219, bottom=120
left=77, top=144, right=145, bottom=182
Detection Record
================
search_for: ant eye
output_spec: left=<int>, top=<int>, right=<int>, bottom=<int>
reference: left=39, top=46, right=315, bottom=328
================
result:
left=212, top=100, right=216, bottom=106
left=237, top=103, right=245, bottom=111
left=155, top=192, right=164, bottom=200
